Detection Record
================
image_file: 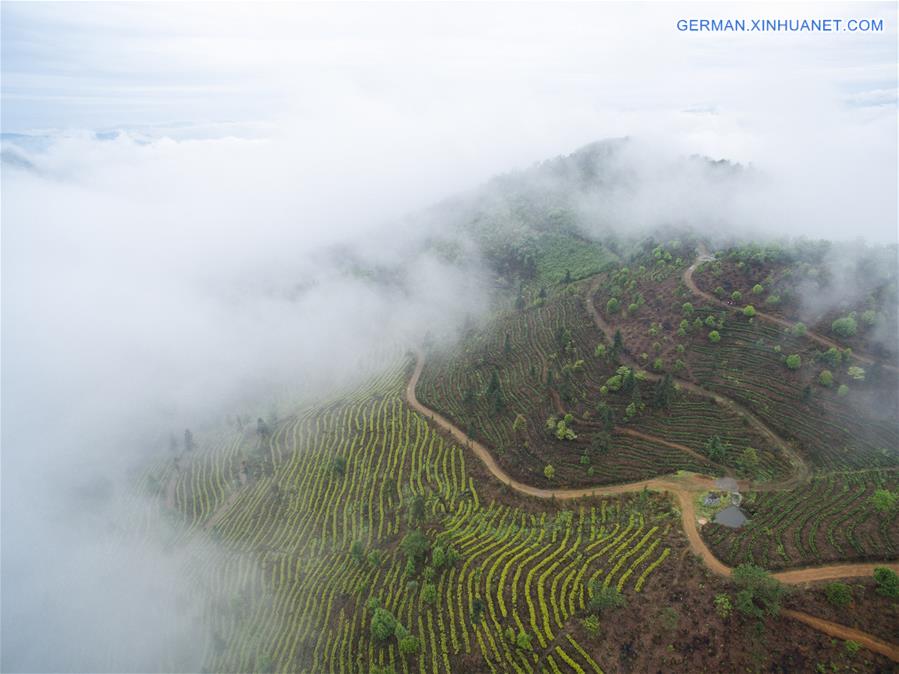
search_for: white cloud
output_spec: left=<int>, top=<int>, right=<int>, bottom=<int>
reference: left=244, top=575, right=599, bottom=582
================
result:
left=1, top=2, right=896, bottom=670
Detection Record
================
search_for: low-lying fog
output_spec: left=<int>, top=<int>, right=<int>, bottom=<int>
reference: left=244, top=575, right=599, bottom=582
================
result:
left=2, top=2, right=895, bottom=671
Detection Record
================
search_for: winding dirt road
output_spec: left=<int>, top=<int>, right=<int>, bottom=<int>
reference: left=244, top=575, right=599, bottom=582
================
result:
left=684, top=244, right=899, bottom=374
left=548, top=388, right=733, bottom=477
left=406, top=352, right=899, bottom=661
left=781, top=610, right=899, bottom=661
left=403, top=245, right=899, bottom=658
left=406, top=352, right=896, bottom=584
left=584, top=277, right=809, bottom=489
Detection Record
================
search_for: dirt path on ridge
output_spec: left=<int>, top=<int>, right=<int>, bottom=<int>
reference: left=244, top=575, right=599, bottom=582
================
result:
left=781, top=609, right=899, bottom=661
left=549, top=387, right=731, bottom=477
left=405, top=246, right=899, bottom=658
left=684, top=243, right=898, bottom=374
left=584, top=277, right=809, bottom=490
left=405, top=352, right=899, bottom=661
left=406, top=352, right=896, bottom=584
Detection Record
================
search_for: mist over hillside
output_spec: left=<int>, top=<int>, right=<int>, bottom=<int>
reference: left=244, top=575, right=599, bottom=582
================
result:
left=5, top=132, right=897, bottom=671
left=2, top=2, right=897, bottom=672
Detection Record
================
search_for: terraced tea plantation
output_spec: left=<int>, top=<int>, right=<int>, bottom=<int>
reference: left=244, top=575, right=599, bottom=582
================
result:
left=419, top=273, right=794, bottom=488
left=417, top=289, right=615, bottom=486
left=152, top=359, right=677, bottom=673
left=588, top=247, right=899, bottom=476
left=702, top=469, right=899, bottom=569
left=689, top=318, right=899, bottom=473
left=139, top=233, right=899, bottom=673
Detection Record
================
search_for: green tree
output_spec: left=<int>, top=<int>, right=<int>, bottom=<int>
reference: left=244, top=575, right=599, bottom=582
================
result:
left=370, top=608, right=398, bottom=641
left=606, top=297, right=620, bottom=314
left=824, top=582, right=852, bottom=608
left=591, top=433, right=611, bottom=458
left=596, top=402, right=615, bottom=431
left=791, top=322, right=807, bottom=337
left=832, top=315, right=857, bottom=338
left=708, top=330, right=721, bottom=343
left=471, top=597, right=485, bottom=623
left=714, top=594, right=732, bottom=618
left=398, top=635, right=420, bottom=656
left=731, top=564, right=786, bottom=618
left=431, top=545, right=446, bottom=569
left=621, top=367, right=635, bottom=392
left=350, top=540, right=365, bottom=564
left=682, top=302, right=694, bottom=316
left=705, top=435, right=725, bottom=461
left=818, top=370, right=833, bottom=387
left=543, top=464, right=555, bottom=480
left=743, top=305, right=756, bottom=318
left=652, top=373, right=675, bottom=410
left=420, top=583, right=437, bottom=605
left=401, top=530, right=430, bottom=564
left=785, top=354, right=801, bottom=370
left=871, top=489, right=898, bottom=514
left=752, top=284, right=764, bottom=295
left=515, top=631, right=532, bottom=651
left=731, top=290, right=742, bottom=302
left=408, top=494, right=425, bottom=525
left=820, top=347, right=842, bottom=368
left=587, top=582, right=626, bottom=614
left=740, top=447, right=759, bottom=476
left=332, top=455, right=347, bottom=477
left=604, top=375, right=623, bottom=392
left=486, top=369, right=505, bottom=413
left=873, top=567, right=899, bottom=598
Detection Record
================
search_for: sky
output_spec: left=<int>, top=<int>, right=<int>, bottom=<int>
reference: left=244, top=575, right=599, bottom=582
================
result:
left=2, top=2, right=897, bottom=228
left=1, top=2, right=897, bottom=672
